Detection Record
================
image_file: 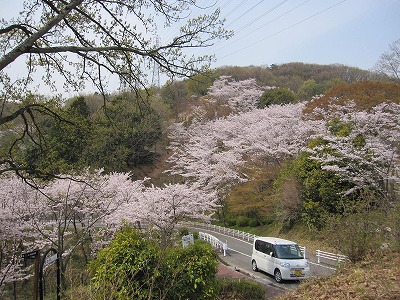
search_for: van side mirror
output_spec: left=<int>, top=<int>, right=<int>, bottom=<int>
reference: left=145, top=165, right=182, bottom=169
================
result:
left=270, top=252, right=274, bottom=257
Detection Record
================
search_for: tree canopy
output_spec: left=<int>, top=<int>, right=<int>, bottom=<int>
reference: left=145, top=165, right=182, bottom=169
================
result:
left=258, top=87, right=297, bottom=108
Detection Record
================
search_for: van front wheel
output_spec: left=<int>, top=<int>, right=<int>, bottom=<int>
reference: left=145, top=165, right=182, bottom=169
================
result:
left=274, top=269, right=283, bottom=283
left=251, top=260, right=258, bottom=272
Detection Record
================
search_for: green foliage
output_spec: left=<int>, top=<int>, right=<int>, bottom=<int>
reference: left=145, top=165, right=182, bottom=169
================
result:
left=273, top=151, right=351, bottom=230
left=165, top=241, right=218, bottom=300
left=248, top=218, right=260, bottom=227
left=297, top=79, right=325, bottom=100
left=258, top=87, right=296, bottom=108
left=225, top=218, right=237, bottom=227
left=68, top=96, right=91, bottom=118
left=21, top=92, right=163, bottom=174
left=160, top=80, right=188, bottom=119
left=327, top=117, right=352, bottom=137
left=296, top=154, right=350, bottom=229
left=178, top=227, right=190, bottom=237
left=89, top=227, right=218, bottom=300
left=85, top=96, right=162, bottom=172
left=18, top=94, right=162, bottom=174
left=218, top=63, right=375, bottom=94
left=323, top=192, right=388, bottom=262
left=301, top=200, right=329, bottom=231
left=235, top=216, right=250, bottom=227
left=187, top=71, right=218, bottom=96
left=297, top=78, right=346, bottom=100
left=225, top=165, right=278, bottom=227
left=216, top=278, right=266, bottom=300
left=21, top=100, right=91, bottom=175
left=89, top=228, right=161, bottom=299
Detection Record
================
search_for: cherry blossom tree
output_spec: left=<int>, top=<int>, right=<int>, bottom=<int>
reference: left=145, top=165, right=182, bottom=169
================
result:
left=206, top=76, right=270, bottom=113
left=0, top=170, right=144, bottom=291
left=0, top=176, right=37, bottom=290
left=306, top=100, right=400, bottom=200
left=167, top=101, right=323, bottom=196
left=1, top=168, right=221, bottom=292
left=106, top=182, right=218, bottom=246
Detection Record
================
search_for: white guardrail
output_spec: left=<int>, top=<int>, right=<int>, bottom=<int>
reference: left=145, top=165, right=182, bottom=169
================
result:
left=198, top=232, right=228, bottom=256
left=184, top=221, right=348, bottom=266
left=316, top=250, right=348, bottom=264
left=183, top=221, right=257, bottom=242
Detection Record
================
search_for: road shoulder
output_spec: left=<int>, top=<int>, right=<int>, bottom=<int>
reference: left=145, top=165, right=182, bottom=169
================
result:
left=217, top=254, right=287, bottom=299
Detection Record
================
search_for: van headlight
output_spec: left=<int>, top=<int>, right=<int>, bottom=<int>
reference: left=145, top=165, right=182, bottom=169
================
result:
left=280, top=262, right=290, bottom=268
left=304, top=261, right=309, bottom=267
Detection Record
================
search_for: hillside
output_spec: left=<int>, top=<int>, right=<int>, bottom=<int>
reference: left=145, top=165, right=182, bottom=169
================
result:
left=279, top=253, right=400, bottom=300
left=162, top=71, right=400, bottom=299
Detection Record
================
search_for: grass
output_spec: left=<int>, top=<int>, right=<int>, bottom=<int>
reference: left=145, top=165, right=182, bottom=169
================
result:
left=216, top=278, right=268, bottom=300
left=277, top=252, right=400, bottom=300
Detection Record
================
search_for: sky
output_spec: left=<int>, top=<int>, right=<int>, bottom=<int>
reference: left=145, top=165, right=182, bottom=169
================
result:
left=2, top=0, right=400, bottom=95
left=190, top=0, right=400, bottom=70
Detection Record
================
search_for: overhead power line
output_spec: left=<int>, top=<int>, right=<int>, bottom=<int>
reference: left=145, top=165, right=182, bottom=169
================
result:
left=218, top=0, right=347, bottom=61
left=198, top=0, right=296, bottom=57
left=195, top=0, right=291, bottom=58
left=224, top=0, right=265, bottom=28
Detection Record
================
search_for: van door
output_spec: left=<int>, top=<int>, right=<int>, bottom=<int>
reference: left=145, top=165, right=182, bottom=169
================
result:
left=263, top=242, right=275, bottom=275
left=254, top=240, right=268, bottom=272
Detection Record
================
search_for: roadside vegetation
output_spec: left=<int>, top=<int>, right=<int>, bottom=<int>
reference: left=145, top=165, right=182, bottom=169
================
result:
left=279, top=253, right=400, bottom=300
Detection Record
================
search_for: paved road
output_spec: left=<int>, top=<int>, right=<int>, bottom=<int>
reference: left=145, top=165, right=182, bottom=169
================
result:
left=190, top=227, right=337, bottom=290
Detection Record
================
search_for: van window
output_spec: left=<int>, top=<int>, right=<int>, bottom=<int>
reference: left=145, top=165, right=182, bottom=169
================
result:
left=265, top=243, right=274, bottom=255
left=255, top=240, right=266, bottom=253
left=275, top=244, right=303, bottom=259
left=255, top=240, right=274, bottom=255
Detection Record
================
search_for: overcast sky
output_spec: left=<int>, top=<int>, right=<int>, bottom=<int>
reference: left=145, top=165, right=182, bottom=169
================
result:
left=2, top=0, right=399, bottom=95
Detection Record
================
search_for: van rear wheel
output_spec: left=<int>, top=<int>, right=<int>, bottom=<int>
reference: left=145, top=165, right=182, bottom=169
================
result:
left=251, top=260, right=258, bottom=271
left=274, top=269, right=283, bottom=283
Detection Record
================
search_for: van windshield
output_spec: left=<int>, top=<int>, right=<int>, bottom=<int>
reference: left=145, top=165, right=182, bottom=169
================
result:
left=275, top=244, right=303, bottom=259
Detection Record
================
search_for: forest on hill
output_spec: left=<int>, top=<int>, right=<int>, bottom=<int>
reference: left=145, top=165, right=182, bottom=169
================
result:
left=1, top=63, right=399, bottom=299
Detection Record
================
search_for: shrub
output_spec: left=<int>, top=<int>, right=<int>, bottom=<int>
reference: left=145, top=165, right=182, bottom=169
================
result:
left=236, top=216, right=250, bottom=227
left=89, top=227, right=218, bottom=299
left=323, top=194, right=387, bottom=262
left=226, top=218, right=237, bottom=226
left=248, top=218, right=259, bottom=227
left=89, top=227, right=160, bottom=299
left=258, top=87, right=296, bottom=108
left=216, top=278, right=266, bottom=300
left=165, top=241, right=218, bottom=300
left=178, top=227, right=189, bottom=236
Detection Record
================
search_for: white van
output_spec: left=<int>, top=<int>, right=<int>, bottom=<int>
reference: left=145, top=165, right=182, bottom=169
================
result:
left=251, top=237, right=310, bottom=283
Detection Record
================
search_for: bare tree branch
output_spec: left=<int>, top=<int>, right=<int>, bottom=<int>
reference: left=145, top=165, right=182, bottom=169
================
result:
left=373, top=39, right=400, bottom=84
left=0, top=0, right=85, bottom=71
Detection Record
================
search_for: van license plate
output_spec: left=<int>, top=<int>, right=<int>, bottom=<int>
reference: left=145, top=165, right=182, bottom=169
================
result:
left=294, top=270, right=303, bottom=276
